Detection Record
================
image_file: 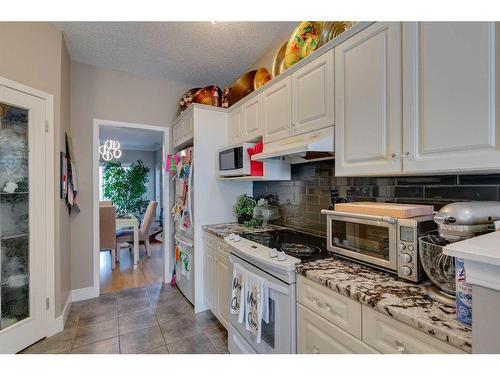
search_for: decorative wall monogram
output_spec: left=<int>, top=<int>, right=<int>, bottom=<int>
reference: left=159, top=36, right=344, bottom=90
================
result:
left=99, top=140, right=122, bottom=161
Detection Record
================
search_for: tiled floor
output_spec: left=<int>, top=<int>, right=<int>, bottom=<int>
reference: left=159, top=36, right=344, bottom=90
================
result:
left=21, top=283, right=228, bottom=354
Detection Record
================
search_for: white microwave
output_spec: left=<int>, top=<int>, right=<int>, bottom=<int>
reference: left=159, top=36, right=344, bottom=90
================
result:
left=218, top=143, right=255, bottom=177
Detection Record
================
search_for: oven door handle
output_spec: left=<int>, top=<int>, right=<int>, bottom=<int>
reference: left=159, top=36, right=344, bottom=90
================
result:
left=321, top=209, right=397, bottom=224
left=229, top=256, right=290, bottom=295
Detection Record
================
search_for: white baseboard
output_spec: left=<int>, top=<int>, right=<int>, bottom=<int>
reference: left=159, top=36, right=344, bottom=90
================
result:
left=71, top=286, right=99, bottom=302
left=47, top=292, right=72, bottom=336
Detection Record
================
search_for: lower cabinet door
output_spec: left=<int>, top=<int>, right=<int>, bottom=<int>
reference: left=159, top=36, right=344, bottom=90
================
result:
left=362, top=306, right=466, bottom=354
left=297, top=304, right=379, bottom=354
left=203, top=247, right=216, bottom=312
left=215, top=254, right=231, bottom=329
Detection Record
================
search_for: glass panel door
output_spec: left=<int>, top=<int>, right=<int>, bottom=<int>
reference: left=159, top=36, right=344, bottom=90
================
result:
left=0, top=103, right=30, bottom=331
left=0, top=84, right=46, bottom=353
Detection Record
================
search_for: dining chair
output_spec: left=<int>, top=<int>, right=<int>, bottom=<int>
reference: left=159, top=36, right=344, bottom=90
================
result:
left=116, top=201, right=158, bottom=258
left=99, top=205, right=117, bottom=269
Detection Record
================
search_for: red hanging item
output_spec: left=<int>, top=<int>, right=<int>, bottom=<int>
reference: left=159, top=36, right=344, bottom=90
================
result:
left=247, top=142, right=264, bottom=176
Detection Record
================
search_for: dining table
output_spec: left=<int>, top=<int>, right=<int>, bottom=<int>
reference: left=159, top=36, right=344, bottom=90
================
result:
left=116, top=214, right=140, bottom=268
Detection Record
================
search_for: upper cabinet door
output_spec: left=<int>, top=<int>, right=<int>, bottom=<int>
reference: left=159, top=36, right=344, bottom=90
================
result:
left=292, top=50, right=334, bottom=135
left=403, top=22, right=500, bottom=173
left=263, top=76, right=292, bottom=143
left=228, top=106, right=244, bottom=145
left=243, top=94, right=263, bottom=140
left=335, top=22, right=403, bottom=176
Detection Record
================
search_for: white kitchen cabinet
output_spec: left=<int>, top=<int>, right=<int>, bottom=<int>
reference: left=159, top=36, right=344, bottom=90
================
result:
left=335, top=22, right=403, bottom=176
left=228, top=94, right=264, bottom=146
left=298, top=275, right=467, bottom=354
left=243, top=94, right=263, bottom=140
left=216, top=253, right=231, bottom=328
left=228, top=105, right=244, bottom=145
left=203, top=245, right=216, bottom=312
left=203, top=232, right=231, bottom=328
left=298, top=304, right=378, bottom=354
left=172, top=109, right=194, bottom=149
left=297, top=274, right=361, bottom=339
left=362, top=306, right=466, bottom=354
left=262, top=76, right=292, bottom=142
left=403, top=22, right=500, bottom=173
left=292, top=49, right=334, bottom=135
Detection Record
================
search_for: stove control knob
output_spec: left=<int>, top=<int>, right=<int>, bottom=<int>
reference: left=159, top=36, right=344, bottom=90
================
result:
left=401, top=266, right=412, bottom=277
left=399, top=243, right=406, bottom=251
left=401, top=253, right=412, bottom=263
left=269, top=248, right=278, bottom=258
left=407, top=245, right=414, bottom=252
left=277, top=251, right=287, bottom=262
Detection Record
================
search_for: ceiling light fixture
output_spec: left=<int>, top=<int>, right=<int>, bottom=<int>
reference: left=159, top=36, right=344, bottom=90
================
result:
left=99, top=139, right=122, bottom=161
left=211, top=21, right=217, bottom=24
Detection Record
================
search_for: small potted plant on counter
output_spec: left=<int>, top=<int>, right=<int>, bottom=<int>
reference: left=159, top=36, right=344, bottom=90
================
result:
left=234, top=194, right=259, bottom=226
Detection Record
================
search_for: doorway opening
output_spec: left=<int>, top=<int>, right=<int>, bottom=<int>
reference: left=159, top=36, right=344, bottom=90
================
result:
left=93, top=120, right=169, bottom=295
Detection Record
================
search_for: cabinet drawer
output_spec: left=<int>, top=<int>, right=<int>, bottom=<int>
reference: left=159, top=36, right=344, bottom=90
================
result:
left=362, top=306, right=466, bottom=354
left=203, top=232, right=216, bottom=247
left=297, top=304, right=378, bottom=354
left=297, top=275, right=361, bottom=339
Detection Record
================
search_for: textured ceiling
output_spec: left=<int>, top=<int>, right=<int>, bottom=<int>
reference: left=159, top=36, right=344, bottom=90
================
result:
left=99, top=126, right=163, bottom=151
left=55, top=22, right=297, bottom=87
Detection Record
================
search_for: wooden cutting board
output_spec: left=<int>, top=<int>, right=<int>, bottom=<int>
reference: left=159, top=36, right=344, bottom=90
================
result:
left=334, top=202, right=434, bottom=218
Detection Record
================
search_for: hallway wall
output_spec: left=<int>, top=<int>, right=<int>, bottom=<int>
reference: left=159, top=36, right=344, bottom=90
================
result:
left=0, top=22, right=72, bottom=317
left=70, top=62, right=190, bottom=290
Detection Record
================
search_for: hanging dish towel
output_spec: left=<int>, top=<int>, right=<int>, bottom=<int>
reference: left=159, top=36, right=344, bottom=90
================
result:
left=244, top=271, right=269, bottom=344
left=179, top=250, right=191, bottom=280
left=230, top=263, right=246, bottom=323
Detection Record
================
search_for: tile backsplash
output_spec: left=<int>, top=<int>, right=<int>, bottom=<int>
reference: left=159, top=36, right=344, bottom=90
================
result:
left=253, top=160, right=500, bottom=236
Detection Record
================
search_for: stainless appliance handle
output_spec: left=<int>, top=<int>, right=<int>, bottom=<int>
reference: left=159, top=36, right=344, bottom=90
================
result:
left=321, top=209, right=397, bottom=224
left=229, top=255, right=289, bottom=295
left=175, top=233, right=193, bottom=248
left=187, top=154, right=193, bottom=228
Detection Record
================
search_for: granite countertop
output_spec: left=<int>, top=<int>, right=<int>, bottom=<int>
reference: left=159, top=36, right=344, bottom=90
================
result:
left=297, top=257, right=472, bottom=353
left=202, top=222, right=279, bottom=239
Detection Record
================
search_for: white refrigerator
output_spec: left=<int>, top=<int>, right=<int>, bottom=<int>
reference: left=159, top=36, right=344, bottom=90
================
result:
left=171, top=146, right=195, bottom=304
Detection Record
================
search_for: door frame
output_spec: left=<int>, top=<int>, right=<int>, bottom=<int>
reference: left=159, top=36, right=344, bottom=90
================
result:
left=92, top=119, right=170, bottom=297
left=0, top=77, right=56, bottom=337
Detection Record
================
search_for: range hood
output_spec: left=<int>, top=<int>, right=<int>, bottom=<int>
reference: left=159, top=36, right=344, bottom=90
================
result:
left=252, top=126, right=334, bottom=164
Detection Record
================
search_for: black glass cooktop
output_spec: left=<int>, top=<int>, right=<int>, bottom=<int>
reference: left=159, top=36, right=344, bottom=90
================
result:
left=239, top=229, right=329, bottom=262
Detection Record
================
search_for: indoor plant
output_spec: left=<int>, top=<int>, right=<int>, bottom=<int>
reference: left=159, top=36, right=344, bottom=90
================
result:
left=234, top=194, right=258, bottom=225
left=102, top=160, right=150, bottom=219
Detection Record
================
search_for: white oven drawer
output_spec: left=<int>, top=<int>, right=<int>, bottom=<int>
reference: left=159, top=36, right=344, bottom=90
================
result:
left=297, top=275, right=362, bottom=339
left=362, top=306, right=467, bottom=354
left=297, top=304, right=378, bottom=354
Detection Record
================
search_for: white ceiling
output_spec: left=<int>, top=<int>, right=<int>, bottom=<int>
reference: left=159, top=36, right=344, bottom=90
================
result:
left=54, top=22, right=297, bottom=87
left=99, top=125, right=163, bottom=151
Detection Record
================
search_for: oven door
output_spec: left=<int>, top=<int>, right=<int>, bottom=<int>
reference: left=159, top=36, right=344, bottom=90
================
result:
left=228, top=254, right=296, bottom=354
left=326, top=211, right=397, bottom=271
left=218, top=146, right=244, bottom=176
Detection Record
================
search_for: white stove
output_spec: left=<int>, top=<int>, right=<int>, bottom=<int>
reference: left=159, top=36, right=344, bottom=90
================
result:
left=224, top=234, right=300, bottom=284
left=224, top=229, right=328, bottom=354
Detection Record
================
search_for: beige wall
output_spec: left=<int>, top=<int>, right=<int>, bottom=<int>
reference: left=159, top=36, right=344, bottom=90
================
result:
left=0, top=22, right=71, bottom=316
left=70, top=62, right=190, bottom=290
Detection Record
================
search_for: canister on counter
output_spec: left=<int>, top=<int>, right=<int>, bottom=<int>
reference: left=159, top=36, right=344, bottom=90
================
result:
left=455, top=257, right=472, bottom=326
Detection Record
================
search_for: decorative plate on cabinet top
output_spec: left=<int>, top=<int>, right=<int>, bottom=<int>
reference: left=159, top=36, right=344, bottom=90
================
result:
left=272, top=41, right=287, bottom=78
left=179, top=87, right=200, bottom=112
left=253, top=68, right=272, bottom=90
left=284, top=21, right=321, bottom=69
left=319, top=21, right=356, bottom=47
left=193, top=86, right=222, bottom=107
left=230, top=70, right=257, bottom=106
